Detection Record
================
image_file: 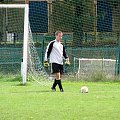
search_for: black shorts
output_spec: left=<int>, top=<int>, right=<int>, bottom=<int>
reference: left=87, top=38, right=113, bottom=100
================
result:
left=52, top=63, right=63, bottom=74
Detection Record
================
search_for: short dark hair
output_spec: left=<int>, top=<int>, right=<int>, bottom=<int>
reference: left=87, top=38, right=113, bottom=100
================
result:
left=55, top=31, right=62, bottom=36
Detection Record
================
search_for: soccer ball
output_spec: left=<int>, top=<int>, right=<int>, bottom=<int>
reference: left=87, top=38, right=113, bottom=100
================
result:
left=80, top=86, right=88, bottom=93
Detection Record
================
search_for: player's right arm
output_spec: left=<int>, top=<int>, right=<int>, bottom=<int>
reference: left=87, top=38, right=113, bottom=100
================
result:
left=44, top=41, right=54, bottom=62
left=44, top=41, right=55, bottom=67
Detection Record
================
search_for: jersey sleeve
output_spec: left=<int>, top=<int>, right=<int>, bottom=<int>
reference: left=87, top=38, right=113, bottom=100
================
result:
left=63, top=45, right=68, bottom=59
left=44, top=41, right=54, bottom=61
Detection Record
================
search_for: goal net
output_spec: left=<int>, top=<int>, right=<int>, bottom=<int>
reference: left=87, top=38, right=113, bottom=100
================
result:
left=74, top=57, right=116, bottom=79
left=0, top=4, right=26, bottom=76
left=27, top=26, right=51, bottom=85
left=0, top=4, right=51, bottom=85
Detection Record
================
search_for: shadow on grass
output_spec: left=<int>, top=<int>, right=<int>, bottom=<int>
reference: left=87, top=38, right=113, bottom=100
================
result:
left=13, top=83, right=55, bottom=93
left=16, top=83, right=31, bottom=86
left=11, top=90, right=58, bottom=94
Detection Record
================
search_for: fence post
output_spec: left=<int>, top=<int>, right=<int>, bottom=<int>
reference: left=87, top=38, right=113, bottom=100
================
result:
left=116, top=32, right=120, bottom=75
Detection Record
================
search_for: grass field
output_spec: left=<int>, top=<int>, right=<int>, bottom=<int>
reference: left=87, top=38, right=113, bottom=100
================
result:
left=0, top=75, right=120, bottom=120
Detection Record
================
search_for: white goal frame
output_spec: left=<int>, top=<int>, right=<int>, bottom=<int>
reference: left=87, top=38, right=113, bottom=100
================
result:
left=74, top=57, right=116, bottom=78
left=0, top=4, right=29, bottom=84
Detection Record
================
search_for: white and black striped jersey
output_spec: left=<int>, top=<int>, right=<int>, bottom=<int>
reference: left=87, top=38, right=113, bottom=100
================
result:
left=44, top=39, right=68, bottom=65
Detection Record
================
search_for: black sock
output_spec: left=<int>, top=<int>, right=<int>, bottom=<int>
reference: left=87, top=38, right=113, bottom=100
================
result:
left=56, top=80, right=63, bottom=90
left=51, top=79, right=57, bottom=89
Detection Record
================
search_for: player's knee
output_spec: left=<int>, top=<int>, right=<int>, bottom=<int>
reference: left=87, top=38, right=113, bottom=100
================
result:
left=56, top=72, right=61, bottom=79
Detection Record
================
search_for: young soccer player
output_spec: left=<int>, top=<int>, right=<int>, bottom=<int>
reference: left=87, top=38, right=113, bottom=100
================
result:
left=44, top=31, right=70, bottom=92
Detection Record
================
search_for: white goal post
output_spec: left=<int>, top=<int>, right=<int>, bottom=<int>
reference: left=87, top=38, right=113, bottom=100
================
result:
left=0, top=4, right=29, bottom=84
left=74, top=57, right=116, bottom=79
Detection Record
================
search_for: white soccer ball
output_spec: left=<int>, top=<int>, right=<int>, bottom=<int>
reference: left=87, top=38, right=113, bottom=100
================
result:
left=80, top=86, right=88, bottom=93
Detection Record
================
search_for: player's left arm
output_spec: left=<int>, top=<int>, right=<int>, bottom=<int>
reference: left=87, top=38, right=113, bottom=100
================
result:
left=63, top=46, right=70, bottom=65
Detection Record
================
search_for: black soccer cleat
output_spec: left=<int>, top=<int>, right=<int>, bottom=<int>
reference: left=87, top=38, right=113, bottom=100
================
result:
left=60, top=89, right=64, bottom=92
left=51, top=87, right=56, bottom=91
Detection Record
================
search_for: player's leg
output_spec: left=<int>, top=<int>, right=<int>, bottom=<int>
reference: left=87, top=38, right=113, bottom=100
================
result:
left=56, top=64, right=64, bottom=92
left=51, top=63, right=64, bottom=92
left=51, top=78, right=57, bottom=91
left=51, top=63, right=59, bottom=91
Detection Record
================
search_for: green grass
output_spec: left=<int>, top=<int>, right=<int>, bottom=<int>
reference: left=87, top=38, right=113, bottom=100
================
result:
left=0, top=75, right=120, bottom=120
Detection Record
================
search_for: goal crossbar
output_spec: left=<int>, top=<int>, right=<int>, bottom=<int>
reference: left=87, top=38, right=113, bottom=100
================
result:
left=0, top=4, right=28, bottom=8
left=74, top=57, right=116, bottom=62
